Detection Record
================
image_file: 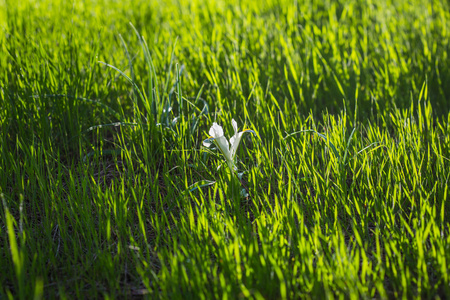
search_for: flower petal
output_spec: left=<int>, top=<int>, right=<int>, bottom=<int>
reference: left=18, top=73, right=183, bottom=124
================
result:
left=230, top=132, right=243, bottom=158
left=230, top=129, right=255, bottom=158
left=209, top=122, right=224, bottom=138
left=241, top=129, right=256, bottom=135
left=230, top=119, right=239, bottom=148
left=214, top=135, right=231, bottom=160
left=202, top=137, right=215, bottom=147
left=232, top=119, right=238, bottom=135
left=230, top=135, right=236, bottom=147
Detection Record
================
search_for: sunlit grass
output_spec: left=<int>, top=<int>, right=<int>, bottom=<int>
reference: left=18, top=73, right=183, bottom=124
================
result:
left=1, top=0, right=450, bottom=298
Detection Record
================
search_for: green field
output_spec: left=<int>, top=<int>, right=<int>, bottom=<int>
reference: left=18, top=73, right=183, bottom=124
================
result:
left=1, top=0, right=450, bottom=298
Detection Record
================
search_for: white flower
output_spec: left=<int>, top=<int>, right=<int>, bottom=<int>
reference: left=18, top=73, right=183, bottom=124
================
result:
left=203, top=119, right=255, bottom=172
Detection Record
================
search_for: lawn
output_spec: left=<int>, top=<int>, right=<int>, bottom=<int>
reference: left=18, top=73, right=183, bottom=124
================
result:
left=1, top=0, right=450, bottom=298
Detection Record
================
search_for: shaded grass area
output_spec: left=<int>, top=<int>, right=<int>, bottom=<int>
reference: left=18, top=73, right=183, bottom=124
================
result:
left=1, top=0, right=450, bottom=298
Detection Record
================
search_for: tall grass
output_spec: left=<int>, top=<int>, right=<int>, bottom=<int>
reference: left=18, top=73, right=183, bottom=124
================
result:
left=1, top=0, right=450, bottom=298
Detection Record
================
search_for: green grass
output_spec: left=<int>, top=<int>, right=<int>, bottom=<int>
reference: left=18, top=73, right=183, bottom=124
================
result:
left=1, top=0, right=450, bottom=298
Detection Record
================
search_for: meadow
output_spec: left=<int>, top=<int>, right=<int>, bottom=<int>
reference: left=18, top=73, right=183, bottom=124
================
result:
left=1, top=0, right=450, bottom=298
